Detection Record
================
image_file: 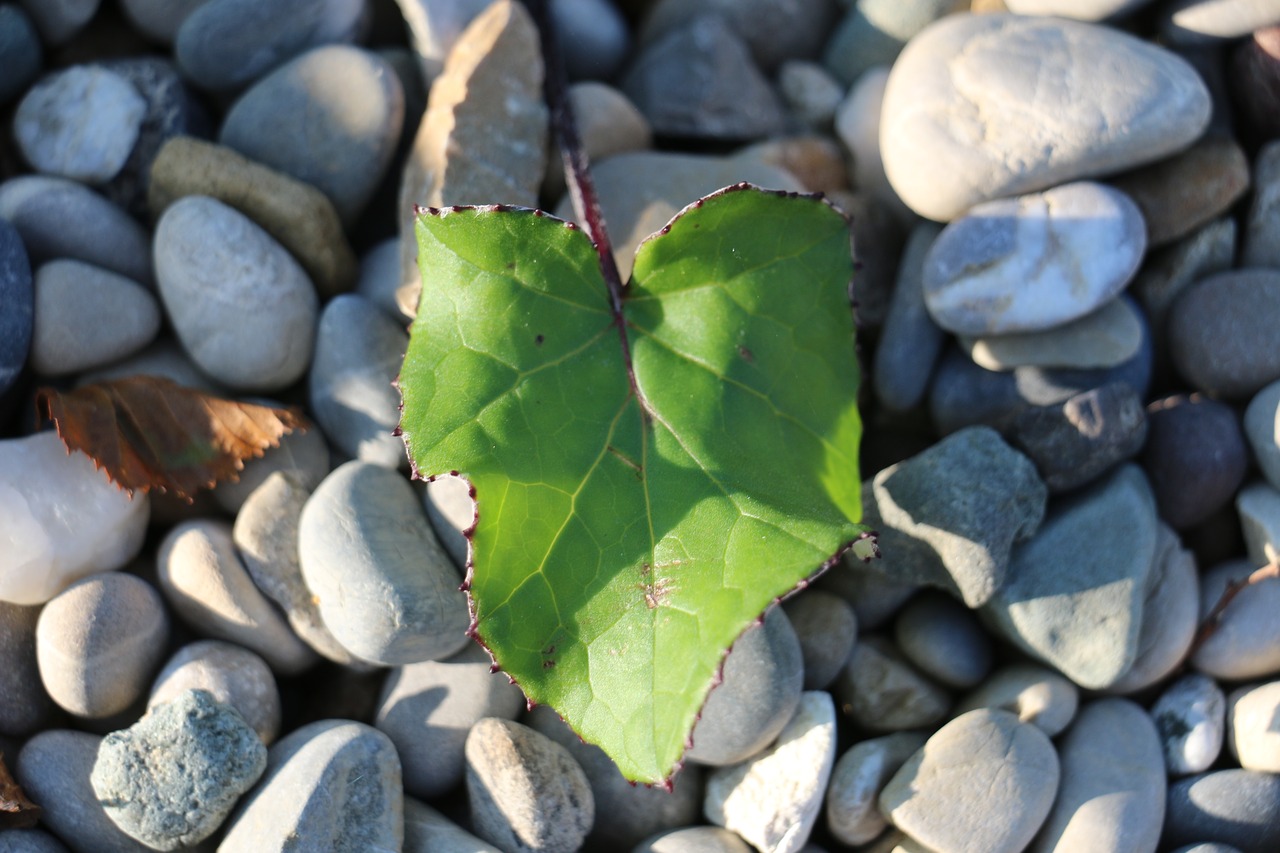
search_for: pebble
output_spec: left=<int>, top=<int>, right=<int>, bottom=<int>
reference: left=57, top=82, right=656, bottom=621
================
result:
left=148, top=136, right=357, bottom=299
left=422, top=474, right=472, bottom=567
left=0, top=219, right=33, bottom=399
left=153, top=195, right=318, bottom=392
left=1110, top=135, right=1251, bottom=248
left=543, top=82, right=652, bottom=198
left=1165, top=770, right=1280, bottom=852
left=78, top=337, right=218, bottom=392
left=1154, top=674, right=1227, bottom=776
left=0, top=828, right=70, bottom=853
left=1237, top=482, right=1280, bottom=567
left=1108, top=523, right=1200, bottom=693
left=174, top=0, right=365, bottom=92
left=117, top=0, right=208, bottom=43
left=299, top=461, right=470, bottom=665
left=404, top=798, right=501, bottom=853
left=639, top=0, right=838, bottom=72
left=741, top=136, right=849, bottom=196
left=960, top=295, right=1145, bottom=372
left=816, top=555, right=920, bottom=631
left=836, top=191, right=908, bottom=330
left=1191, top=558, right=1280, bottom=680
left=1161, top=0, right=1280, bottom=44
left=1003, top=0, right=1154, bottom=18
left=393, top=0, right=490, bottom=80
left=220, top=45, right=404, bottom=226
left=984, top=464, right=1158, bottom=689
left=219, top=720, right=404, bottom=852
left=1232, top=29, right=1280, bottom=142
left=824, top=732, right=928, bottom=846
left=355, top=237, right=413, bottom=321
left=1245, top=380, right=1280, bottom=491
left=635, top=827, right=754, bottom=853
left=156, top=519, right=318, bottom=675
left=704, top=692, right=836, bottom=853
left=19, top=0, right=97, bottom=45
left=893, top=592, right=992, bottom=689
left=35, top=573, right=167, bottom=720
left=465, top=717, right=594, bottom=853
left=309, top=294, right=408, bottom=469
left=954, top=663, right=1079, bottom=738
left=1033, top=698, right=1166, bottom=853
left=834, top=66, right=913, bottom=224
left=687, top=607, right=804, bottom=766
left=922, top=182, right=1145, bottom=336
left=873, top=223, right=946, bottom=413
left=1006, top=382, right=1148, bottom=494
left=527, top=705, right=704, bottom=850
left=1169, top=845, right=1247, bottom=853
left=861, top=426, right=1047, bottom=608
left=781, top=590, right=858, bottom=691
left=823, top=0, right=957, bottom=85
left=15, top=730, right=153, bottom=853
left=212, top=411, right=329, bottom=513
left=29, top=260, right=160, bottom=377
left=376, top=643, right=524, bottom=800
left=91, top=689, right=267, bottom=850
left=778, top=61, right=843, bottom=129
left=1244, top=141, right=1280, bottom=269
left=1226, top=681, right=1280, bottom=772
left=149, top=640, right=281, bottom=744
left=833, top=636, right=951, bottom=732
left=880, top=13, right=1211, bottom=221
left=0, top=602, right=55, bottom=737
left=0, top=176, right=153, bottom=285
left=1169, top=269, right=1280, bottom=399
left=880, top=708, right=1059, bottom=853
left=0, top=5, right=41, bottom=105
left=1142, top=394, right=1249, bottom=529
left=621, top=15, right=784, bottom=141
left=548, top=0, right=630, bottom=80
left=0, top=431, right=149, bottom=606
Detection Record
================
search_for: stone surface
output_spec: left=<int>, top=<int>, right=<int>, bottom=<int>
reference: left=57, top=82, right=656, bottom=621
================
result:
left=1169, top=269, right=1280, bottom=399
left=873, top=223, right=946, bottom=413
left=823, top=0, right=958, bottom=85
left=0, top=219, right=33, bottom=399
left=422, top=474, right=472, bottom=568
left=687, top=607, right=805, bottom=766
left=953, top=663, right=1079, bottom=737
left=960, top=296, right=1144, bottom=372
left=0, top=5, right=42, bottom=105
left=833, top=636, right=950, bottom=732
left=781, top=589, right=858, bottom=690
left=154, top=195, right=318, bottom=392
left=894, top=592, right=992, bottom=689
left=466, top=717, right=594, bottom=853
left=157, top=519, right=317, bottom=675
left=403, top=798, right=501, bottom=853
left=705, top=692, right=836, bottom=853
left=118, top=0, right=208, bottom=43
left=635, top=827, right=754, bottom=853
left=1227, top=681, right=1280, bottom=772
left=309, top=294, right=408, bottom=469
left=922, top=182, right=1145, bottom=336
left=1004, top=0, right=1154, bottom=18
left=219, top=720, right=404, bottom=853
left=543, top=82, right=651, bottom=197
left=1165, top=770, right=1280, bottom=852
left=548, top=0, right=630, bottom=80
left=824, top=732, right=927, bottom=846
left=1031, top=698, right=1166, bottom=853
left=860, top=426, right=1046, bottom=608
left=149, top=640, right=281, bottom=744
left=148, top=136, right=358, bottom=298
left=0, top=601, right=56, bottom=737
left=984, top=464, right=1159, bottom=689
left=220, top=45, right=404, bottom=225
left=0, top=828, right=70, bottom=853
left=1192, top=558, right=1280, bottom=681
left=1161, top=0, right=1280, bottom=43
left=30, top=259, right=160, bottom=376
left=880, top=708, right=1059, bottom=853
left=778, top=61, right=843, bottom=129
left=1238, top=481, right=1280, bottom=567
left=1244, top=141, right=1280, bottom=269
left=881, top=13, right=1212, bottom=221
left=299, top=461, right=469, bottom=665
left=0, top=431, right=149, bottom=606
left=91, top=689, right=266, bottom=850
left=1233, top=28, right=1280, bottom=141
left=640, top=0, right=838, bottom=72
left=1245, top=379, right=1280, bottom=491
left=1143, top=394, right=1249, bottom=529
left=817, top=554, right=921, bottom=631
left=1154, top=673, right=1226, bottom=776
left=212, top=411, right=329, bottom=514
left=834, top=66, right=913, bottom=223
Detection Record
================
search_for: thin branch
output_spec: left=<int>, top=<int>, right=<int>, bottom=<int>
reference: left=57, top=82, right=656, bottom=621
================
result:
left=1186, top=560, right=1280, bottom=659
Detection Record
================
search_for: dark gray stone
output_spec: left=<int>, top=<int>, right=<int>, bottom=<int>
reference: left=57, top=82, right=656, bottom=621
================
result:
left=1142, top=393, right=1250, bottom=529
left=1169, top=269, right=1280, bottom=399
left=782, top=589, right=857, bottom=690
left=0, top=828, right=71, bottom=853
left=1165, top=770, right=1280, bottom=853
left=833, top=635, right=950, bottom=732
left=0, top=219, right=32, bottom=399
left=0, top=5, right=42, bottom=105
left=893, top=592, right=992, bottom=689
left=0, top=601, right=55, bottom=737
left=873, top=222, right=945, bottom=413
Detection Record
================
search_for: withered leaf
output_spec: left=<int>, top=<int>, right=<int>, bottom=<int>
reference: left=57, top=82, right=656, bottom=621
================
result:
left=36, top=375, right=305, bottom=501
left=0, top=752, right=41, bottom=829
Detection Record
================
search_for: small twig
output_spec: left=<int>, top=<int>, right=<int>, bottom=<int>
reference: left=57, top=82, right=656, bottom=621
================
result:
left=1186, top=560, right=1280, bottom=658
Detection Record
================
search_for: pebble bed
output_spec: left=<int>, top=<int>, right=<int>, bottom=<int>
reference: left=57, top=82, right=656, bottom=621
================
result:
left=1, top=0, right=1280, bottom=852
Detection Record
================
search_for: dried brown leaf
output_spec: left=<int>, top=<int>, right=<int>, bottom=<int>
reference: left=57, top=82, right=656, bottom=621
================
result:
left=0, top=752, right=41, bottom=829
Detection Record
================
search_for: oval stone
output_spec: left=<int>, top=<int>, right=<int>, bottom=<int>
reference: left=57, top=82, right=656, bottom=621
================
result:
left=1192, top=557, right=1280, bottom=680
left=1169, top=269, right=1280, bottom=399
left=1165, top=770, right=1280, bottom=852
left=1227, top=681, right=1280, bottom=772
left=954, top=663, right=1079, bottom=737
left=1245, top=379, right=1280, bottom=491
left=960, top=296, right=1145, bottom=372
left=1153, top=673, right=1226, bottom=776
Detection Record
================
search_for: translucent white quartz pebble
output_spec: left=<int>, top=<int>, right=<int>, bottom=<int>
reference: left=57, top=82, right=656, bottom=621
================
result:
left=0, top=432, right=148, bottom=605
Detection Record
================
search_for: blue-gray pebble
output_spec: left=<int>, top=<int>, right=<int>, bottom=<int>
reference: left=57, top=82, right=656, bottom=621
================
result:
left=1142, top=394, right=1249, bottom=529
left=0, top=5, right=42, bottom=105
left=0, top=601, right=55, bottom=737
left=0, top=220, right=32, bottom=399
left=1165, top=770, right=1280, bottom=853
left=0, top=828, right=71, bottom=853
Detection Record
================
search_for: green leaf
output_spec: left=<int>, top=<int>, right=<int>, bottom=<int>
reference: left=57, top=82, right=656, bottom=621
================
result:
left=399, top=185, right=864, bottom=783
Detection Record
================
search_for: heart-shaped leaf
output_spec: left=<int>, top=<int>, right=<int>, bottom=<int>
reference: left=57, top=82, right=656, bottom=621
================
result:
left=399, top=184, right=864, bottom=783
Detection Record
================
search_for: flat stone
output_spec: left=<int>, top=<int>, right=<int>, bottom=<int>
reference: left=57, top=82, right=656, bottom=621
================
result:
left=1245, top=380, right=1280, bottom=491
left=1154, top=673, right=1227, bottom=776
left=705, top=692, right=836, bottom=853
left=893, top=592, right=992, bottom=689
left=1169, top=269, right=1280, bottom=399
left=1238, top=481, right=1280, bottom=567
left=1143, top=394, right=1250, bottom=529
left=157, top=519, right=317, bottom=675
left=983, top=464, right=1159, bottom=689
left=0, top=431, right=149, bottom=606
left=404, top=798, right=501, bottom=853
left=1006, top=382, right=1148, bottom=494
left=0, top=5, right=42, bottom=105
left=376, top=643, right=525, bottom=800
left=635, top=827, right=754, bottom=853
left=880, top=708, right=1059, bottom=853
left=881, top=13, right=1211, bottom=221
left=781, top=590, right=857, bottom=691
left=1165, top=770, right=1280, bottom=852
left=148, top=136, right=358, bottom=299
left=873, top=222, right=946, bottom=413
left=823, top=0, right=958, bottom=85
left=220, top=45, right=404, bottom=225
left=1227, top=681, right=1280, bottom=772
left=299, top=461, right=469, bottom=665
left=824, top=732, right=927, bottom=846
left=1161, top=0, right=1280, bottom=44
left=466, top=717, right=594, bottom=853
left=30, top=259, right=160, bottom=376
left=174, top=0, right=365, bottom=92
left=399, top=0, right=547, bottom=297
left=1192, top=557, right=1280, bottom=680
left=960, top=296, right=1144, bottom=372
left=861, top=426, right=1047, bottom=608
left=1244, top=140, right=1280, bottom=272
left=922, top=182, right=1145, bottom=336
left=0, top=602, right=56, bottom=737
left=219, top=720, right=403, bottom=853
left=0, top=219, right=33, bottom=398
left=833, top=636, right=950, bottom=732
left=1003, top=0, right=1155, bottom=18
left=91, top=689, right=266, bottom=850
left=309, top=294, right=408, bottom=469
left=953, top=663, right=1079, bottom=737
left=149, top=640, right=281, bottom=744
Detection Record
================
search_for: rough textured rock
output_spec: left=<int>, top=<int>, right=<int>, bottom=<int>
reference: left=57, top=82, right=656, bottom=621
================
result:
left=149, top=641, right=282, bottom=744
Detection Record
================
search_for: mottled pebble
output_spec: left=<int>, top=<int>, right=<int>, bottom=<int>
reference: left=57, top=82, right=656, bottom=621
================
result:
left=1165, top=770, right=1280, bottom=852
left=825, top=732, right=927, bottom=846
left=149, top=640, right=281, bottom=744
left=1154, top=673, right=1226, bottom=776
left=782, top=589, right=857, bottom=690
left=1191, top=558, right=1280, bottom=680
left=30, top=260, right=159, bottom=376
left=1169, top=269, right=1280, bottom=399
left=894, top=592, right=992, bottom=689
left=834, top=636, right=950, bottom=732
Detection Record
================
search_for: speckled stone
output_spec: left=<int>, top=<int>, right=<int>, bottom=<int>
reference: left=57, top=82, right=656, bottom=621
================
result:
left=1154, top=673, right=1226, bottom=776
left=149, top=640, right=281, bottom=744
left=1169, top=269, right=1280, bottom=399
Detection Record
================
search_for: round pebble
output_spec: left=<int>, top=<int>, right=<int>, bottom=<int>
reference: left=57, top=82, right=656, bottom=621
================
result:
left=550, top=0, right=630, bottom=80
left=954, top=663, right=1079, bottom=737
left=1154, top=673, right=1227, bottom=776
left=1191, top=557, right=1280, bottom=681
left=894, top=592, right=992, bottom=689
left=634, top=827, right=753, bottom=853
left=1169, top=269, right=1280, bottom=399
left=781, top=589, right=857, bottom=691
left=0, top=219, right=33, bottom=399
left=833, top=635, right=950, bottom=732
left=1227, top=681, right=1280, bottom=772
left=1142, top=393, right=1250, bottom=529
left=149, top=640, right=282, bottom=744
